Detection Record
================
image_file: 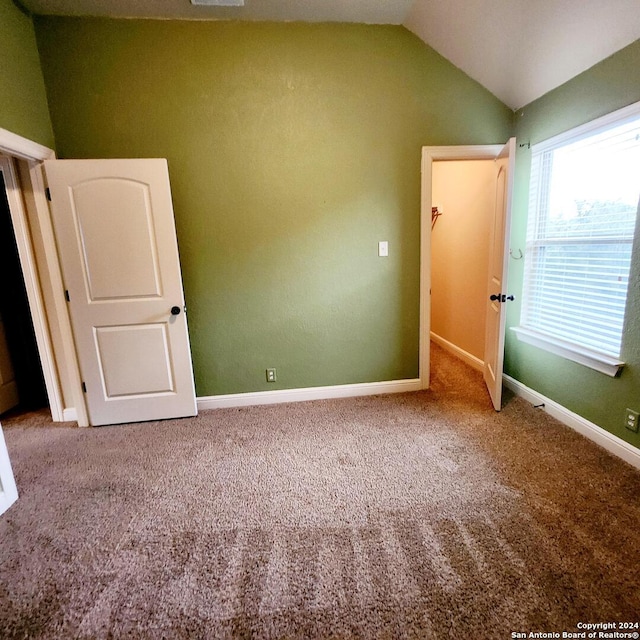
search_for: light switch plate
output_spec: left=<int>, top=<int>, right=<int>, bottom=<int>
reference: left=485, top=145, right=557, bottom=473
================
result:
left=378, top=241, right=388, bottom=257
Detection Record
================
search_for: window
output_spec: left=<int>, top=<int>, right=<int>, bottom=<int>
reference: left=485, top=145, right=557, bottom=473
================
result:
left=514, top=102, right=640, bottom=376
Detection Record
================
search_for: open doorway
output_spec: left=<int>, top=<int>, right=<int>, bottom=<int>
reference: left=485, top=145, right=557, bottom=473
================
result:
left=0, top=170, right=48, bottom=418
left=419, top=141, right=515, bottom=410
left=430, top=159, right=495, bottom=372
left=0, top=143, right=87, bottom=427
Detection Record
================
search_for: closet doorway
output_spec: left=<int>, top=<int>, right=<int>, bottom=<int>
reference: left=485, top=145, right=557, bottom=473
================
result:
left=430, top=159, right=496, bottom=371
left=419, top=140, right=515, bottom=410
left=0, top=164, right=48, bottom=418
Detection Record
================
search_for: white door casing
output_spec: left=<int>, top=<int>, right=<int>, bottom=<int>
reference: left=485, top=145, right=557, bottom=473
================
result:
left=0, top=128, right=88, bottom=425
left=483, top=138, right=516, bottom=411
left=0, top=423, right=18, bottom=517
left=45, top=159, right=197, bottom=426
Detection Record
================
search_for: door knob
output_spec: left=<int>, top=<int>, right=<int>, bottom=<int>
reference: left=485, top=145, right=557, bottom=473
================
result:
left=170, top=306, right=181, bottom=316
left=490, top=294, right=515, bottom=302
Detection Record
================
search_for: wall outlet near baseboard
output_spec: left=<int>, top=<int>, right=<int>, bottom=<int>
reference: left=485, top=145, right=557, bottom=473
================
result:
left=624, top=408, right=639, bottom=432
left=266, top=368, right=277, bottom=383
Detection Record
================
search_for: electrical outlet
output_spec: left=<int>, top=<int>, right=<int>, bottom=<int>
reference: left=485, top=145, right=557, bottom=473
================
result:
left=266, top=368, right=277, bottom=383
left=624, top=408, right=639, bottom=432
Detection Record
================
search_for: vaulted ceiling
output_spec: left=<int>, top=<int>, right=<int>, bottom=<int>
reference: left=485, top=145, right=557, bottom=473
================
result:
left=404, top=0, right=640, bottom=109
left=20, top=0, right=640, bottom=109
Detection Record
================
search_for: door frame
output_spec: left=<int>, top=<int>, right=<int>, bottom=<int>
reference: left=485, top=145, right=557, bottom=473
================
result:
left=0, top=127, right=89, bottom=426
left=419, top=144, right=504, bottom=390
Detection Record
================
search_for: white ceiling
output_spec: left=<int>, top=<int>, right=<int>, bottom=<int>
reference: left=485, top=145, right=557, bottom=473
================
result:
left=20, top=0, right=640, bottom=110
left=404, top=0, right=640, bottom=109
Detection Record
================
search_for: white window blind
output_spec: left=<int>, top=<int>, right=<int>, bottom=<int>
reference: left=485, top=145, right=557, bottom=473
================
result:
left=521, top=109, right=640, bottom=360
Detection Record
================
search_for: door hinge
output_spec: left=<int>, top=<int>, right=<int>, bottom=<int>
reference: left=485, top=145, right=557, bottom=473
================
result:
left=45, top=187, right=51, bottom=201
left=64, top=289, right=70, bottom=302
left=82, top=382, right=87, bottom=393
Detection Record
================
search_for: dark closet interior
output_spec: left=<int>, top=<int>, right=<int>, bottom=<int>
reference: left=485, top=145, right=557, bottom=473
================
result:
left=0, top=172, right=47, bottom=414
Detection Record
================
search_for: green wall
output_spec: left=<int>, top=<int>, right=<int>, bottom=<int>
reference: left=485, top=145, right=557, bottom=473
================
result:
left=34, top=17, right=512, bottom=396
left=0, top=0, right=53, bottom=147
left=506, top=40, right=640, bottom=449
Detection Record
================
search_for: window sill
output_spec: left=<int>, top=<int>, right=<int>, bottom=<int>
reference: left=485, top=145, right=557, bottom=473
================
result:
left=511, top=326, right=625, bottom=377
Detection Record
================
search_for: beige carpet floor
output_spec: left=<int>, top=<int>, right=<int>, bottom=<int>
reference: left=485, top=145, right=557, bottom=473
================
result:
left=1, top=344, right=639, bottom=639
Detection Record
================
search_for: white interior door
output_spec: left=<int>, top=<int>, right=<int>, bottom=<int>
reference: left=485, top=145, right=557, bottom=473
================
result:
left=45, top=159, right=197, bottom=426
left=0, top=313, right=19, bottom=415
left=483, top=138, right=516, bottom=411
left=0, top=423, right=18, bottom=516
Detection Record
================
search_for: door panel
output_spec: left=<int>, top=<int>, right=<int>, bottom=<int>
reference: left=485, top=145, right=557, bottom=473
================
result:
left=483, top=138, right=516, bottom=410
left=74, top=179, right=162, bottom=300
left=95, top=323, right=174, bottom=397
left=45, top=159, right=197, bottom=426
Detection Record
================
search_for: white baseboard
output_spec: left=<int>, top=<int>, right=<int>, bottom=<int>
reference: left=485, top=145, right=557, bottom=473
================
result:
left=197, top=378, right=422, bottom=411
left=62, top=408, right=78, bottom=422
left=503, top=374, right=640, bottom=470
left=430, top=332, right=484, bottom=372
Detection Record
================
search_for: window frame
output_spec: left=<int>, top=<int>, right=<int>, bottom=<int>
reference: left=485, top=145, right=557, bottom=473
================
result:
left=513, top=100, right=640, bottom=377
